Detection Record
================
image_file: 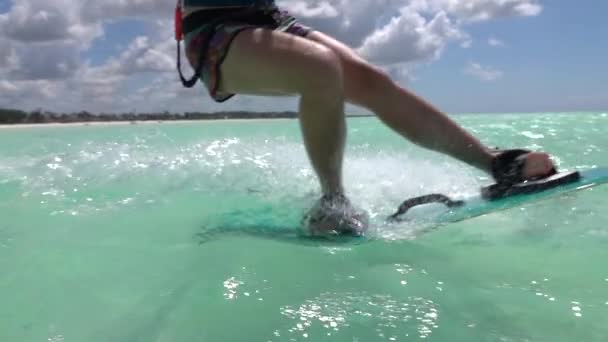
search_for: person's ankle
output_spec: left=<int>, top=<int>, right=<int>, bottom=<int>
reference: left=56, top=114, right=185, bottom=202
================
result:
left=321, top=190, right=348, bottom=203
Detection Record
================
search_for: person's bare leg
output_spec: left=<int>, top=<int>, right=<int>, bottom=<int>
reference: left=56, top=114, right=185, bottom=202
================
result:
left=307, top=31, right=554, bottom=178
left=210, top=29, right=347, bottom=195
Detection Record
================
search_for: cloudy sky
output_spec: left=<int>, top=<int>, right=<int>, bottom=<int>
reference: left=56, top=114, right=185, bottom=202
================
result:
left=0, top=0, right=606, bottom=114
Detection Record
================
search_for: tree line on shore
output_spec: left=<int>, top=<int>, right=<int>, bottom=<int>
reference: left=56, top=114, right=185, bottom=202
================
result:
left=0, top=108, right=301, bottom=124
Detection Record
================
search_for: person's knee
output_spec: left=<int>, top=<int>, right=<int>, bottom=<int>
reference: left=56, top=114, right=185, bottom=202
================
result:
left=296, top=44, right=344, bottom=98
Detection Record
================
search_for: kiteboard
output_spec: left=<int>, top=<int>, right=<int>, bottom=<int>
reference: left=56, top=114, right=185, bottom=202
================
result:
left=389, top=167, right=608, bottom=225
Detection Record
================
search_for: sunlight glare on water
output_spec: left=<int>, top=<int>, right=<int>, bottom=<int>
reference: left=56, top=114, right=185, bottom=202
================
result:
left=0, top=112, right=607, bottom=341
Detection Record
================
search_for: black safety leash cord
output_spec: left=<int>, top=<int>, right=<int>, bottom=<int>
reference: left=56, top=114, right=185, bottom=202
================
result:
left=389, top=194, right=465, bottom=222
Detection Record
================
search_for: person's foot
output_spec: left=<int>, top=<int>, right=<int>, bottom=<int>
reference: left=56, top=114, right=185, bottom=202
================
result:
left=302, top=193, right=369, bottom=238
left=521, top=152, right=555, bottom=179
left=490, top=149, right=556, bottom=184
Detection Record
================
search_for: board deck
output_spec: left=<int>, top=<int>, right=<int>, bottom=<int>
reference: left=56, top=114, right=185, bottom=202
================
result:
left=435, top=167, right=608, bottom=224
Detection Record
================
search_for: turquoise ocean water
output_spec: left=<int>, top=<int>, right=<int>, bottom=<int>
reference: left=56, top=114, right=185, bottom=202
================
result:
left=1, top=112, right=607, bottom=341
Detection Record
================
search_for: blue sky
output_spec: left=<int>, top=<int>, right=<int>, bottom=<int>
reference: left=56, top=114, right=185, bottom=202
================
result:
left=413, top=1, right=608, bottom=113
left=85, top=20, right=150, bottom=67
left=0, top=0, right=606, bottom=114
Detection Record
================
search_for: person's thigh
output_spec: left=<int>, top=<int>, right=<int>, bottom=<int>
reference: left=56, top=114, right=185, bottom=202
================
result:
left=218, top=28, right=343, bottom=96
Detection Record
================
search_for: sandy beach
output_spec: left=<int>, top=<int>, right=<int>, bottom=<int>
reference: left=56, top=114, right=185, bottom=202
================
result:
left=0, top=118, right=300, bottom=129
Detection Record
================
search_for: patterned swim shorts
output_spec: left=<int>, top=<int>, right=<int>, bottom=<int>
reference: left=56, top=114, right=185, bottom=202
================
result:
left=184, top=7, right=312, bottom=103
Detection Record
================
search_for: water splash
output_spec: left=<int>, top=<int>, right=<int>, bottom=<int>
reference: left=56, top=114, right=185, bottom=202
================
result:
left=0, top=128, right=487, bottom=241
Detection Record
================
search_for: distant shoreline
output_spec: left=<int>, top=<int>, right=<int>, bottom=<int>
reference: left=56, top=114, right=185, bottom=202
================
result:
left=0, top=114, right=378, bottom=129
left=0, top=118, right=305, bottom=129
left=1, top=111, right=605, bottom=129
left=0, top=107, right=382, bottom=127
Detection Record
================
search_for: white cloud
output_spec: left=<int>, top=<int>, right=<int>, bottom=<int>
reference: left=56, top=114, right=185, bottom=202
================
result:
left=461, top=39, right=473, bottom=48
left=416, top=0, right=542, bottom=22
left=0, top=79, right=65, bottom=108
left=76, top=63, right=127, bottom=104
left=291, top=0, right=536, bottom=70
left=282, top=1, right=339, bottom=19
left=9, top=42, right=81, bottom=80
left=464, top=62, right=504, bottom=81
left=278, top=0, right=407, bottom=48
left=0, top=39, right=18, bottom=69
left=0, top=0, right=102, bottom=46
left=105, top=36, right=175, bottom=76
left=488, top=37, right=505, bottom=46
left=0, top=0, right=102, bottom=82
left=2, top=4, right=70, bottom=42
left=80, top=0, right=172, bottom=22
left=0, top=0, right=542, bottom=112
left=0, top=80, right=20, bottom=93
left=357, top=8, right=464, bottom=66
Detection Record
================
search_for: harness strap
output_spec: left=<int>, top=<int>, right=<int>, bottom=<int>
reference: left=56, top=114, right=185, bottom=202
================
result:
left=176, top=38, right=208, bottom=88
left=175, top=2, right=277, bottom=88
left=176, top=4, right=223, bottom=88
